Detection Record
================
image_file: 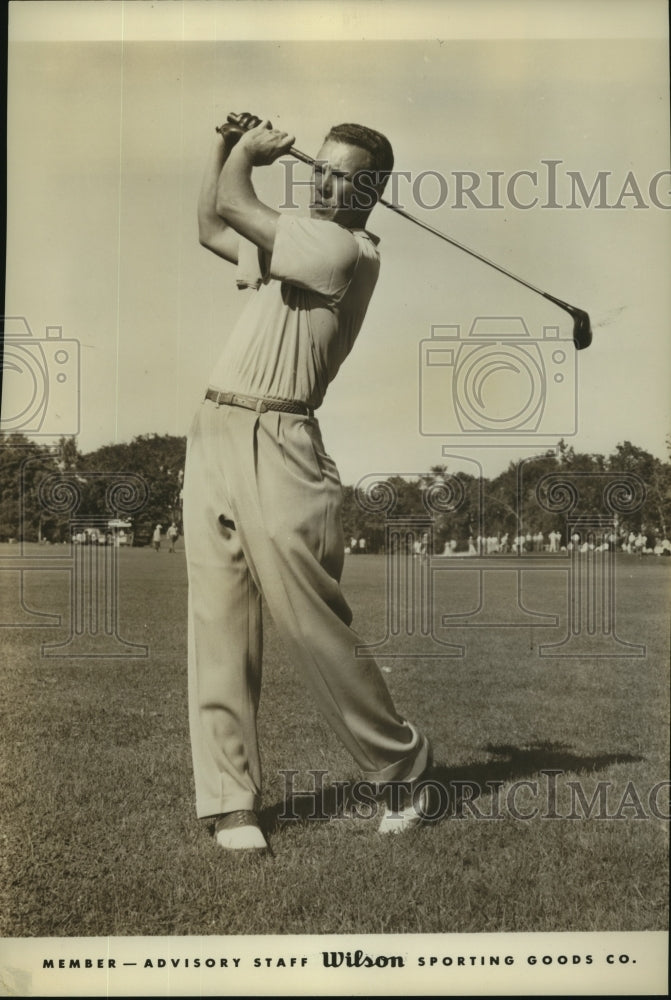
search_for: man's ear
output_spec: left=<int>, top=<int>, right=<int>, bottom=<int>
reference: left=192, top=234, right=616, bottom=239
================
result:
left=351, top=169, right=382, bottom=213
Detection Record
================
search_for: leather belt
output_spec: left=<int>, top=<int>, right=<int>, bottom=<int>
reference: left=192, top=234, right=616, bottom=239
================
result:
left=205, top=387, right=314, bottom=417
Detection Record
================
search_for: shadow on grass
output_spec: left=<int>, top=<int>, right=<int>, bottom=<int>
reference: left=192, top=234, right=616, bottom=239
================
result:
left=260, top=741, right=645, bottom=833
left=436, top=740, right=645, bottom=789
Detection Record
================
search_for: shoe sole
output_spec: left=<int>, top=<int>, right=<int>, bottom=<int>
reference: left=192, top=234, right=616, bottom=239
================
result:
left=377, top=784, right=433, bottom=835
left=215, top=829, right=269, bottom=851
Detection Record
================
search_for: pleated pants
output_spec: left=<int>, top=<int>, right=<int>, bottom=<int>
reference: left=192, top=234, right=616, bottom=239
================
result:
left=183, top=398, right=429, bottom=818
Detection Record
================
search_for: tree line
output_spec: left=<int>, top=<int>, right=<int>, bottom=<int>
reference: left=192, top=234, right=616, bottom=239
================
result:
left=1, top=431, right=670, bottom=550
left=0, top=432, right=185, bottom=545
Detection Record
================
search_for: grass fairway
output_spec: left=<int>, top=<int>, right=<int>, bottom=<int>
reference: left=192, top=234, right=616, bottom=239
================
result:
left=0, top=546, right=668, bottom=936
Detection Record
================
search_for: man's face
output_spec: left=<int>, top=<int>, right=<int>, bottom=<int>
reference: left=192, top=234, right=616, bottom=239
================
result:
left=310, top=140, right=377, bottom=223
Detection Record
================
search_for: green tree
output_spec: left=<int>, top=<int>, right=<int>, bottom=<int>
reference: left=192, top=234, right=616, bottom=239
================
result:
left=78, top=434, right=186, bottom=541
left=0, top=433, right=62, bottom=541
left=420, top=465, right=481, bottom=552
left=608, top=441, right=671, bottom=539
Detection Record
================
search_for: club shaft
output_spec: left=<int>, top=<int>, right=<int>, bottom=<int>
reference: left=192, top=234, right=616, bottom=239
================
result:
left=287, top=146, right=316, bottom=168
left=224, top=116, right=577, bottom=317
left=377, top=198, right=556, bottom=306
left=287, top=146, right=564, bottom=310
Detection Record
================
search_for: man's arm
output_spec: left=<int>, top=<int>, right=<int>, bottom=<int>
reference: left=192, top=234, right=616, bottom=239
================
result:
left=197, top=127, right=242, bottom=263
left=215, top=121, right=295, bottom=254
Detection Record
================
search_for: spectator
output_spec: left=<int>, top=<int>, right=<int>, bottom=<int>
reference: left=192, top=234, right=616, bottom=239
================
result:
left=167, top=522, right=179, bottom=553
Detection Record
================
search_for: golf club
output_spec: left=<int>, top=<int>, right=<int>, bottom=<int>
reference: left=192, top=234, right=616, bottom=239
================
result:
left=221, top=113, right=593, bottom=351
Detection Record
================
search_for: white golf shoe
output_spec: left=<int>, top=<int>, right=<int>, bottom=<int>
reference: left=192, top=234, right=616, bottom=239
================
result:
left=214, top=810, right=268, bottom=851
left=377, top=781, right=433, bottom=835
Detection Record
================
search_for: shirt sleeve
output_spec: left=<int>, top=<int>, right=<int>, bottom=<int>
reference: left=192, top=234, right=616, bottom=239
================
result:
left=268, top=216, right=360, bottom=300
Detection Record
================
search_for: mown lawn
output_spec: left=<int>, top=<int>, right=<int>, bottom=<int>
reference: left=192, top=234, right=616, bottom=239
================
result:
left=0, top=546, right=668, bottom=936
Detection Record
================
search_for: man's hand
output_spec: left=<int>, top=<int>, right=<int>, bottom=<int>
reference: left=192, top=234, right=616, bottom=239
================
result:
left=235, top=120, right=296, bottom=167
left=213, top=119, right=294, bottom=254
left=216, top=123, right=245, bottom=157
left=215, top=112, right=262, bottom=155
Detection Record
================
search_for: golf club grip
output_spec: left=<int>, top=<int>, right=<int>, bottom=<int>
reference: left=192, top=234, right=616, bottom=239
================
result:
left=224, top=112, right=316, bottom=168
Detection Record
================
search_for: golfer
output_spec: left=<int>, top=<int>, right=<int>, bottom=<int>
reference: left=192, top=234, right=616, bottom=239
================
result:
left=183, top=113, right=431, bottom=851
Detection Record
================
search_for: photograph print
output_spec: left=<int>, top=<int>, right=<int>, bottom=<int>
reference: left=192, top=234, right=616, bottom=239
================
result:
left=1, top=1, right=669, bottom=996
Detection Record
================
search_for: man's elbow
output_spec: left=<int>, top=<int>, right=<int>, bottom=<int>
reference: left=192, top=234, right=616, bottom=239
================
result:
left=197, top=211, right=227, bottom=251
left=197, top=219, right=215, bottom=250
left=197, top=221, right=223, bottom=255
left=214, top=190, right=234, bottom=221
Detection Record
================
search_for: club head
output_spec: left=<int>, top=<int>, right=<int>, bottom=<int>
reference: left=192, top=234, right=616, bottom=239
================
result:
left=571, top=308, right=592, bottom=351
left=543, top=293, right=592, bottom=350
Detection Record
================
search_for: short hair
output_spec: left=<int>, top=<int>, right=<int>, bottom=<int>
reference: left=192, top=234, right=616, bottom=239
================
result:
left=325, top=123, right=394, bottom=192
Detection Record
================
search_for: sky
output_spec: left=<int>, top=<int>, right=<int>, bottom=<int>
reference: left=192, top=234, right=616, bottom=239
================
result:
left=3, top=0, right=670, bottom=485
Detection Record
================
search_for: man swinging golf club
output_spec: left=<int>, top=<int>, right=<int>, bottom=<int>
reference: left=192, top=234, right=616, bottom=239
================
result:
left=183, top=113, right=432, bottom=851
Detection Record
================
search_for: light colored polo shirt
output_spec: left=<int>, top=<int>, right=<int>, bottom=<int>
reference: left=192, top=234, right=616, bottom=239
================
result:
left=208, top=215, right=381, bottom=410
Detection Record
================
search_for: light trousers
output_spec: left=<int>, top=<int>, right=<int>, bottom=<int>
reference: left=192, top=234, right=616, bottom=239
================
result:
left=183, top=399, right=429, bottom=818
